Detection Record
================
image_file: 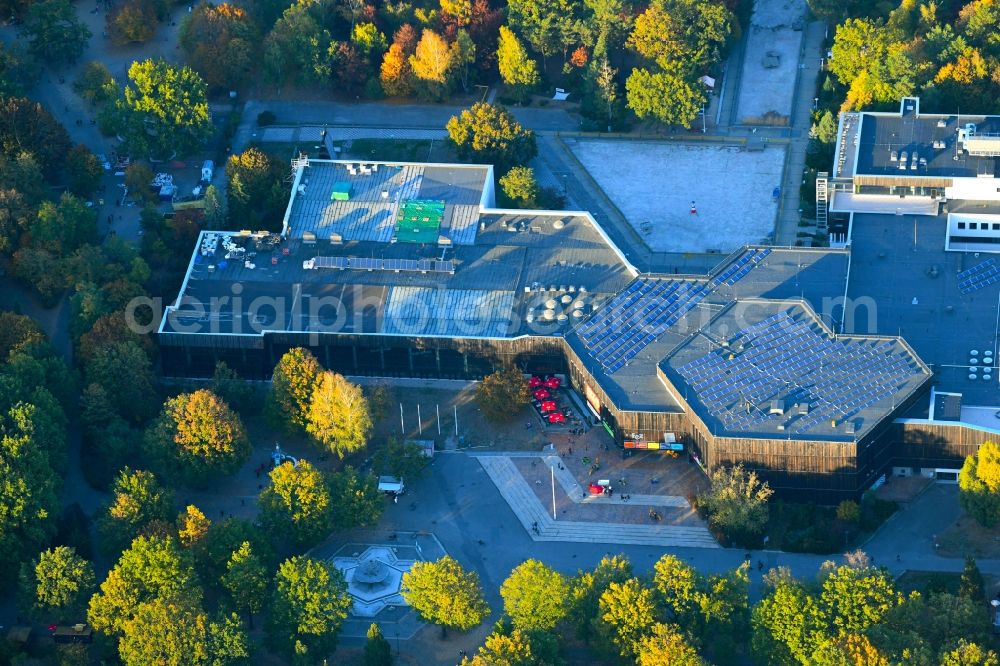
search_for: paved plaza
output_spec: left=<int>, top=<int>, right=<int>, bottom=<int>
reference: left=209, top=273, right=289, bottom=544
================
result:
left=735, top=0, right=808, bottom=124
left=568, top=138, right=785, bottom=253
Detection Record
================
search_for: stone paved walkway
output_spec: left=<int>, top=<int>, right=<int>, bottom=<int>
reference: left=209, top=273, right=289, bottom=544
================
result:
left=476, top=455, right=719, bottom=548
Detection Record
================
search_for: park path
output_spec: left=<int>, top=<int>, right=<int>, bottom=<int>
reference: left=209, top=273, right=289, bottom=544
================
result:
left=774, top=20, right=827, bottom=245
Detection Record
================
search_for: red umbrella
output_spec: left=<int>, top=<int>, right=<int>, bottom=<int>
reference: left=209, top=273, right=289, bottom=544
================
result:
left=533, top=388, right=551, bottom=400
left=547, top=412, right=566, bottom=423
left=528, top=376, right=543, bottom=388
left=588, top=483, right=604, bottom=495
left=540, top=400, right=557, bottom=413
left=544, top=377, right=561, bottom=389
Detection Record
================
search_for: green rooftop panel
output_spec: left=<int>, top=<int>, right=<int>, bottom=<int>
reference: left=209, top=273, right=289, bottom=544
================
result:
left=394, top=199, right=445, bottom=243
left=330, top=181, right=352, bottom=201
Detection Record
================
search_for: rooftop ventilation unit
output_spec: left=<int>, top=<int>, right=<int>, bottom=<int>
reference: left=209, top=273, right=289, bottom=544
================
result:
left=958, top=123, right=1000, bottom=157
left=769, top=400, right=785, bottom=415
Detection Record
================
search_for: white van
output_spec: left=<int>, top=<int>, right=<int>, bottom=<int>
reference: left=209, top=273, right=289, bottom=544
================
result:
left=377, top=475, right=404, bottom=495
left=201, top=160, right=214, bottom=183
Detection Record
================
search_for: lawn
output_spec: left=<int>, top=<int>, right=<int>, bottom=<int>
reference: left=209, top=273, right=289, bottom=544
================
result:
left=347, top=138, right=456, bottom=163
left=763, top=496, right=898, bottom=554
left=897, top=570, right=963, bottom=596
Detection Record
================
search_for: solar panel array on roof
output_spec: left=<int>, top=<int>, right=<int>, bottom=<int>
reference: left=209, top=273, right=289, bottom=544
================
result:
left=306, top=256, right=455, bottom=274
left=676, top=313, right=918, bottom=436
left=709, top=248, right=771, bottom=287
left=958, top=258, right=1000, bottom=294
left=576, top=280, right=709, bottom=374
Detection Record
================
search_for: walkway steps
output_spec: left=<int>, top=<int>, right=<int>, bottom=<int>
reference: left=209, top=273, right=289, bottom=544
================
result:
left=477, top=456, right=719, bottom=549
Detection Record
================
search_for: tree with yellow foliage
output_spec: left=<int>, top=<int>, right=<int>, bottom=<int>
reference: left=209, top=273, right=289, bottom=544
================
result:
left=960, top=441, right=1000, bottom=526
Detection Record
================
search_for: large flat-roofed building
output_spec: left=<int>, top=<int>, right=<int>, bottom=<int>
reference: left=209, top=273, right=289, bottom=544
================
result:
left=159, top=151, right=999, bottom=501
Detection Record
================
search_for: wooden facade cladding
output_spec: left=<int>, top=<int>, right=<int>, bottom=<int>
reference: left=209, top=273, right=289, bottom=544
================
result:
left=853, top=175, right=954, bottom=188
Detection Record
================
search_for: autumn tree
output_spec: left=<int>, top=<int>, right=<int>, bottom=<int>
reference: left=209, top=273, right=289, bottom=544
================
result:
left=497, top=26, right=538, bottom=102
left=960, top=441, right=1000, bottom=526
left=401, top=555, right=490, bottom=633
left=97, top=467, right=175, bottom=554
left=446, top=103, right=538, bottom=171
left=18, top=546, right=95, bottom=622
left=65, top=145, right=105, bottom=197
left=144, top=389, right=251, bottom=487
left=627, top=0, right=732, bottom=73
left=306, top=371, right=372, bottom=458
left=88, top=535, right=198, bottom=637
left=262, top=3, right=332, bottom=86
left=225, top=146, right=290, bottom=232
left=176, top=505, right=211, bottom=548
left=599, top=578, right=658, bottom=657
left=196, top=517, right=276, bottom=585
left=409, top=29, right=456, bottom=100
left=960, top=557, right=985, bottom=602
left=111, top=59, right=214, bottom=158
left=475, top=367, right=531, bottom=421
left=829, top=18, right=915, bottom=111
left=23, top=0, right=91, bottom=64
left=107, top=0, right=160, bottom=45
left=180, top=3, right=260, bottom=89
left=259, top=460, right=335, bottom=547
left=499, top=166, right=540, bottom=208
left=500, top=559, right=569, bottom=631
left=267, top=347, right=321, bottom=432
left=0, top=42, right=38, bottom=97
left=119, top=594, right=248, bottom=665
left=84, top=340, right=158, bottom=424
left=381, top=24, right=418, bottom=96
left=464, top=629, right=537, bottom=665
left=637, top=623, right=706, bottom=666
left=696, top=462, right=773, bottom=546
left=268, top=556, right=353, bottom=664
left=328, top=466, right=384, bottom=529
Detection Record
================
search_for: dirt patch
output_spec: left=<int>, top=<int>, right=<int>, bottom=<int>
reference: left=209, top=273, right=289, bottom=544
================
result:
left=936, top=514, right=1000, bottom=558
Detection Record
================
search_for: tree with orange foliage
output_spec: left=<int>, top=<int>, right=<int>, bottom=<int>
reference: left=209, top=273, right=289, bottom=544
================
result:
left=179, top=3, right=260, bottom=89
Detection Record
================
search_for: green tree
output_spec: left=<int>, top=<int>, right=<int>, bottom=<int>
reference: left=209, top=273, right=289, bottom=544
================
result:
left=23, top=0, right=91, bottom=64
left=627, top=0, right=732, bottom=72
left=814, top=110, right=838, bottom=145
left=31, top=193, right=97, bottom=254
left=259, top=460, right=335, bottom=547
left=97, top=467, right=175, bottom=554
left=262, top=3, right=332, bottom=85
left=329, top=466, right=384, bottom=529
left=113, top=59, right=213, bottom=158
left=179, top=2, right=260, bottom=90
left=196, top=517, right=276, bottom=585
left=696, top=462, right=772, bottom=546
left=401, top=555, right=490, bottom=632
left=83, top=340, right=158, bottom=424
left=625, top=66, right=706, bottom=128
left=499, top=166, right=540, bottom=208
left=203, top=184, right=228, bottom=229
left=960, top=557, right=985, bottom=602
left=18, top=546, right=95, bottom=622
left=88, top=535, right=198, bottom=637
left=475, top=367, right=531, bottom=422
left=0, top=423, right=60, bottom=574
left=225, top=147, right=290, bottom=232
left=372, top=438, right=428, bottom=480
left=268, top=556, right=352, bottom=664
left=568, top=554, right=633, bottom=641
left=0, top=312, right=44, bottom=363
left=267, top=347, right=321, bottom=432
left=960, top=441, right=1000, bottom=526
left=500, top=559, right=569, bottom=631
left=497, top=26, right=539, bottom=102
left=637, top=623, right=706, bottom=666
left=751, top=571, right=826, bottom=664
left=306, top=371, right=373, bottom=458
left=74, top=61, right=116, bottom=103
left=0, top=97, right=71, bottom=179
left=0, top=42, right=38, bottom=98
left=598, top=577, right=658, bottom=657
left=364, top=622, right=393, bottom=666
left=829, top=18, right=915, bottom=111
left=446, top=103, right=538, bottom=171
left=64, top=145, right=105, bottom=198
left=221, top=541, right=269, bottom=628
left=818, top=560, right=903, bottom=635
left=144, top=389, right=251, bottom=487
left=119, top=594, right=249, bottom=666
left=211, top=361, right=254, bottom=412
left=506, top=0, right=577, bottom=68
